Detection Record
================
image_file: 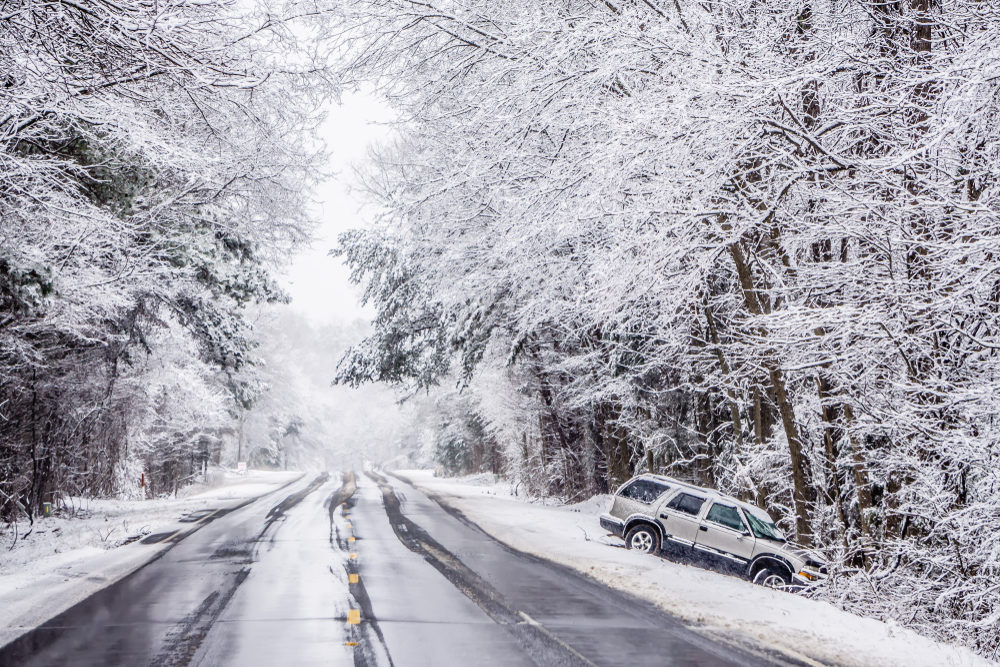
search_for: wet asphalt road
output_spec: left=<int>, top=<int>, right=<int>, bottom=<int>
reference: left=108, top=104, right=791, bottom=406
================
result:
left=0, top=471, right=785, bottom=667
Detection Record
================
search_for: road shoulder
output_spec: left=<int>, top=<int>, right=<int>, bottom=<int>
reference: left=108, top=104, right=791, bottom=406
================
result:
left=394, top=469, right=986, bottom=667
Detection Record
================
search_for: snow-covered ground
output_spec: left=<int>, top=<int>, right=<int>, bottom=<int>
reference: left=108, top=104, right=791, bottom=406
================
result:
left=0, top=468, right=301, bottom=648
left=395, top=470, right=990, bottom=667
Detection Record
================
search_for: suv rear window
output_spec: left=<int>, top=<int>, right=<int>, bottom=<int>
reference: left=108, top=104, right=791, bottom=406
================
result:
left=705, top=503, right=745, bottom=532
left=618, top=480, right=671, bottom=504
left=665, top=492, right=706, bottom=516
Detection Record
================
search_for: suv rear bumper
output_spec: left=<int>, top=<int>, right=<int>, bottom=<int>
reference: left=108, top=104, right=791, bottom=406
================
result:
left=600, top=513, right=625, bottom=538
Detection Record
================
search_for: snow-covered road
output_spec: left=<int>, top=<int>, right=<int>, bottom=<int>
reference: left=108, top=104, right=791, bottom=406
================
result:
left=0, top=473, right=356, bottom=666
left=355, top=471, right=765, bottom=666
left=0, top=470, right=781, bottom=666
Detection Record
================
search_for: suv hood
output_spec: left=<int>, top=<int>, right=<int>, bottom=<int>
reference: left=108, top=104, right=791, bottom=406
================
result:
left=779, top=542, right=828, bottom=569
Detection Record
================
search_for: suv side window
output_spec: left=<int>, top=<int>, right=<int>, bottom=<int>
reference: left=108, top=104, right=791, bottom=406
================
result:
left=664, top=492, right=706, bottom=516
left=705, top=503, right=745, bottom=532
left=618, top=480, right=671, bottom=504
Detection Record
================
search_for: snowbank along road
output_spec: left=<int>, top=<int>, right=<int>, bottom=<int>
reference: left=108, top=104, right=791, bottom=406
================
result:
left=0, top=471, right=802, bottom=666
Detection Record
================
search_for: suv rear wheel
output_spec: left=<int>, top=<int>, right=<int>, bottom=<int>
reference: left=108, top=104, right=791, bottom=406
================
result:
left=625, top=524, right=660, bottom=554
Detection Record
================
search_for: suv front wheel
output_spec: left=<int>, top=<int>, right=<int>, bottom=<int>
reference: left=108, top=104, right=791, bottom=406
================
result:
left=625, top=524, right=660, bottom=554
left=752, top=566, right=791, bottom=589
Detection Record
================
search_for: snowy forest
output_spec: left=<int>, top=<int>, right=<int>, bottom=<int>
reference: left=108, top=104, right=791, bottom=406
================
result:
left=3, top=0, right=1000, bottom=661
left=0, top=2, right=340, bottom=516
left=331, top=0, right=1000, bottom=658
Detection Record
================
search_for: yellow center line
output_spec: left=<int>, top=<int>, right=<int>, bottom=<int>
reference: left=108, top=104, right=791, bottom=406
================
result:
left=198, top=509, right=221, bottom=523
left=153, top=530, right=180, bottom=545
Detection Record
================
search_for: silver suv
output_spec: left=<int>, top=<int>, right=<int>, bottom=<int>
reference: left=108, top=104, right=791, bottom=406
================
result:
left=599, top=473, right=827, bottom=588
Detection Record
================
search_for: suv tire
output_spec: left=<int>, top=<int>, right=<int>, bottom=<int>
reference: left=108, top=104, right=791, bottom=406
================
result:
left=625, top=524, right=660, bottom=554
left=752, top=565, right=791, bottom=589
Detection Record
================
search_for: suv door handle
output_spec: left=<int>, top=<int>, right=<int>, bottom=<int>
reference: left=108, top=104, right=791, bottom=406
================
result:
left=699, top=526, right=708, bottom=532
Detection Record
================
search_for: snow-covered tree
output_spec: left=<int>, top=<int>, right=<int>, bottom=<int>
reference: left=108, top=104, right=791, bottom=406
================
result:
left=1, top=0, right=333, bottom=520
left=333, top=0, right=1000, bottom=656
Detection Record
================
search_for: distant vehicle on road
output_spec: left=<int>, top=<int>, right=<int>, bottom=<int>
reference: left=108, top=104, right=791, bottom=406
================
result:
left=600, top=474, right=827, bottom=589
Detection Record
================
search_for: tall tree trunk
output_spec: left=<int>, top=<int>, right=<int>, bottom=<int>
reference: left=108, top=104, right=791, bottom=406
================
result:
left=704, top=305, right=746, bottom=453
left=816, top=374, right=850, bottom=549
left=768, top=364, right=813, bottom=545
left=729, top=241, right=813, bottom=545
left=842, top=403, right=874, bottom=544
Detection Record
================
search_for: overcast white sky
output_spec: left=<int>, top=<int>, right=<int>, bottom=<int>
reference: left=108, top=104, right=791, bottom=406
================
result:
left=280, top=90, right=394, bottom=326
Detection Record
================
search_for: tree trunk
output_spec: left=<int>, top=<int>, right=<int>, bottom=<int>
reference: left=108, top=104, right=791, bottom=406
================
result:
left=815, top=374, right=850, bottom=549
left=768, top=364, right=813, bottom=545
left=842, top=403, right=874, bottom=544
left=729, top=241, right=813, bottom=545
left=704, top=305, right=746, bottom=453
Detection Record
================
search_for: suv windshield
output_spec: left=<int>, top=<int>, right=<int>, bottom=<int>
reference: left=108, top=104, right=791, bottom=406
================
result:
left=743, top=510, right=785, bottom=542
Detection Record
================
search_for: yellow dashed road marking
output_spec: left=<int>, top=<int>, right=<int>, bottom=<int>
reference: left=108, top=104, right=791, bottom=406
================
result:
left=348, top=536, right=356, bottom=543
left=347, top=609, right=361, bottom=625
left=349, top=553, right=357, bottom=559
left=349, top=574, right=359, bottom=584
left=153, top=530, right=179, bottom=545
left=198, top=509, right=221, bottom=523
